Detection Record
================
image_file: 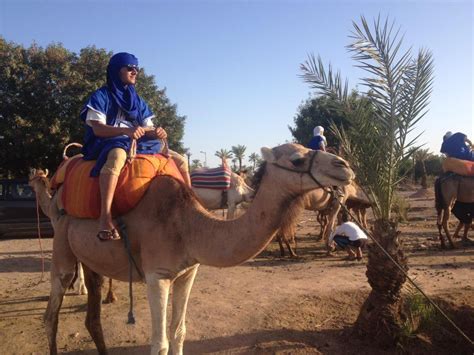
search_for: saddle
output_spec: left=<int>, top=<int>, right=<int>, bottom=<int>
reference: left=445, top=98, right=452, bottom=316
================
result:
left=442, top=157, right=474, bottom=177
left=190, top=166, right=232, bottom=190
left=51, top=154, right=184, bottom=218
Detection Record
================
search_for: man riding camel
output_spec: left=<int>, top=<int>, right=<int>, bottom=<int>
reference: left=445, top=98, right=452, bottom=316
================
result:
left=80, top=52, right=190, bottom=241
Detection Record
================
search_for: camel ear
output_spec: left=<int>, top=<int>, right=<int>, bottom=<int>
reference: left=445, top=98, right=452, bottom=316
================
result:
left=261, top=147, right=275, bottom=162
left=44, top=169, right=49, bottom=177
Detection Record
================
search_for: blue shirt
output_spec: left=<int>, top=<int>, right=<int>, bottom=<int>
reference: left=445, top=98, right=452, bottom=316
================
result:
left=440, top=132, right=471, bottom=160
left=308, top=136, right=325, bottom=150
left=80, top=87, right=163, bottom=176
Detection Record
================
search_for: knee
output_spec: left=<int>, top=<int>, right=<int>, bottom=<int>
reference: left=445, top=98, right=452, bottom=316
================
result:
left=100, top=148, right=127, bottom=176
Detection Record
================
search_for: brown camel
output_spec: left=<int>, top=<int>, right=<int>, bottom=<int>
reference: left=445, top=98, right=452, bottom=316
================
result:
left=435, top=173, right=474, bottom=248
left=276, top=180, right=370, bottom=258
left=29, top=143, right=353, bottom=355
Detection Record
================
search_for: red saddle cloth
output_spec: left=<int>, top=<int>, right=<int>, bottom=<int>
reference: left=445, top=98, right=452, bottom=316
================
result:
left=51, top=154, right=184, bottom=219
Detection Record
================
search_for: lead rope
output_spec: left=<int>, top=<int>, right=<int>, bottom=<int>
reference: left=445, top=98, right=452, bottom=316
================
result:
left=116, top=217, right=144, bottom=324
left=326, top=185, right=474, bottom=347
left=35, top=192, right=45, bottom=281
left=272, top=153, right=474, bottom=347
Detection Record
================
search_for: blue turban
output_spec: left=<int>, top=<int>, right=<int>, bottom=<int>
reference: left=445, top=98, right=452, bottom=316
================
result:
left=106, top=52, right=141, bottom=121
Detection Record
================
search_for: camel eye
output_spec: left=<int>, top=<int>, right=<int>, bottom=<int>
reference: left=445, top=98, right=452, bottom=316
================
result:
left=291, top=158, right=305, bottom=167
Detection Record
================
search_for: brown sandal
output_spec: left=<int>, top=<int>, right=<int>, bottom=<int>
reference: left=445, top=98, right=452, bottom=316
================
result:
left=97, top=229, right=121, bottom=242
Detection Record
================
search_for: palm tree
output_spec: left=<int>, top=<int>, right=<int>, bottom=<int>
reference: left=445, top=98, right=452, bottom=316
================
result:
left=190, top=159, right=202, bottom=171
left=413, top=148, right=432, bottom=189
left=183, top=148, right=192, bottom=169
left=248, top=152, right=261, bottom=172
left=214, top=149, right=233, bottom=167
left=231, top=145, right=247, bottom=171
left=300, top=15, right=433, bottom=346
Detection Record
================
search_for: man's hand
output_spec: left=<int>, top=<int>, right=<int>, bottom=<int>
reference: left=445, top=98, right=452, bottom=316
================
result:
left=154, top=127, right=168, bottom=140
left=126, top=126, right=146, bottom=140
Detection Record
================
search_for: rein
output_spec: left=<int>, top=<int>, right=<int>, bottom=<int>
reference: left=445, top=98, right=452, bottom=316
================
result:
left=270, top=150, right=330, bottom=192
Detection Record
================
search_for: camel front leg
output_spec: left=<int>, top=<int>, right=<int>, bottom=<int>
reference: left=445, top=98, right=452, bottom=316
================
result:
left=226, top=203, right=236, bottom=220
left=45, top=271, right=75, bottom=355
left=169, top=265, right=199, bottom=355
left=146, top=273, right=171, bottom=355
left=82, top=265, right=107, bottom=354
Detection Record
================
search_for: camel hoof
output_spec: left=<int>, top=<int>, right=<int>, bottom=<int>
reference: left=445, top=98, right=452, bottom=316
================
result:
left=77, top=285, right=88, bottom=295
left=462, top=238, right=474, bottom=246
left=103, top=292, right=117, bottom=304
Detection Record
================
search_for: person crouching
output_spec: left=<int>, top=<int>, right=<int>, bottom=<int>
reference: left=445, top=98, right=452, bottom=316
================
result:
left=329, top=211, right=368, bottom=261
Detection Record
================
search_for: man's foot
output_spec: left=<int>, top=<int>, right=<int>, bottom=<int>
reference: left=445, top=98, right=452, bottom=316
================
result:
left=97, top=229, right=121, bottom=241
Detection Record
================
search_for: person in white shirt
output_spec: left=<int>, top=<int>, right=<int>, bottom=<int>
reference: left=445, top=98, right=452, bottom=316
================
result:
left=329, top=211, right=368, bottom=261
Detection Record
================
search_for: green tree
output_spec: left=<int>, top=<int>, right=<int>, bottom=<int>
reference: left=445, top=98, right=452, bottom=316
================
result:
left=190, top=159, right=202, bottom=171
left=301, top=16, right=433, bottom=346
left=413, top=148, right=432, bottom=189
left=289, top=93, right=361, bottom=149
left=214, top=149, right=233, bottom=166
left=231, top=145, right=246, bottom=171
left=248, top=152, right=261, bottom=172
left=0, top=39, right=186, bottom=178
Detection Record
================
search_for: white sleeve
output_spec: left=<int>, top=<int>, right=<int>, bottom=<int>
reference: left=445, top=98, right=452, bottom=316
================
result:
left=85, top=108, right=107, bottom=127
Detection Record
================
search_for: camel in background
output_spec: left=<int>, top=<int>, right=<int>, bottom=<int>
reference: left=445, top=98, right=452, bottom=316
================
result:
left=276, top=181, right=371, bottom=258
left=435, top=173, right=474, bottom=248
left=29, top=144, right=353, bottom=355
left=192, top=171, right=254, bottom=219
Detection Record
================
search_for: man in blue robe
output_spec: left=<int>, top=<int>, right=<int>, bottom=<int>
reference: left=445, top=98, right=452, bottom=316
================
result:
left=80, top=52, right=189, bottom=241
left=440, top=131, right=474, bottom=161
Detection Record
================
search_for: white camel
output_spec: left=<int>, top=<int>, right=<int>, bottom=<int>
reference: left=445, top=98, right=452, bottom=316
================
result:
left=192, top=171, right=254, bottom=219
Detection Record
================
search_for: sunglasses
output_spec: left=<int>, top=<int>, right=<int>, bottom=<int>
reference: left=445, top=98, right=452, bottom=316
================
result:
left=126, top=65, right=139, bottom=72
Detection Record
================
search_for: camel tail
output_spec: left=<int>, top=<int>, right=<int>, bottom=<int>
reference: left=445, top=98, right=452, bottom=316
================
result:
left=62, top=142, right=83, bottom=160
left=434, top=177, right=444, bottom=213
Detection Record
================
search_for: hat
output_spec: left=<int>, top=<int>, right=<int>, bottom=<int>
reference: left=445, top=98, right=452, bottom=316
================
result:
left=443, top=131, right=453, bottom=141
left=313, top=126, right=324, bottom=136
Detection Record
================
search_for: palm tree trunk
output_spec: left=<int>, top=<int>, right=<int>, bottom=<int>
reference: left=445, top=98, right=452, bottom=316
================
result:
left=354, top=219, right=408, bottom=346
left=421, top=161, right=428, bottom=189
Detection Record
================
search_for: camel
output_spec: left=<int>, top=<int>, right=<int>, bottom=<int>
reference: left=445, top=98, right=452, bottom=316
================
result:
left=276, top=180, right=370, bottom=258
left=435, top=173, right=474, bottom=248
left=28, top=169, right=88, bottom=296
left=192, top=171, right=254, bottom=219
left=29, top=143, right=353, bottom=355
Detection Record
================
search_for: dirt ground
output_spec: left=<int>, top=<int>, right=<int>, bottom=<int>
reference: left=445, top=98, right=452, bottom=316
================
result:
left=0, top=186, right=473, bottom=354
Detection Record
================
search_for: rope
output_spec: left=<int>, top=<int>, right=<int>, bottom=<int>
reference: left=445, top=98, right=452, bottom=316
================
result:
left=116, top=217, right=144, bottom=325
left=35, top=190, right=45, bottom=281
left=270, top=155, right=474, bottom=346
left=331, top=188, right=474, bottom=347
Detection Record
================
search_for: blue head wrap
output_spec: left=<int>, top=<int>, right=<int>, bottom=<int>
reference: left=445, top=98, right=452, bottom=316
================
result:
left=106, top=52, right=140, bottom=121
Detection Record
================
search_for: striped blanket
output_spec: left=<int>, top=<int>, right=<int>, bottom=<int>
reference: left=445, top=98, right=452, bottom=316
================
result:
left=51, top=154, right=184, bottom=219
left=190, top=166, right=232, bottom=190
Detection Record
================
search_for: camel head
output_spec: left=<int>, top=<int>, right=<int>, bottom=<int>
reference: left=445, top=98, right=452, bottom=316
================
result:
left=230, top=172, right=255, bottom=202
left=260, top=143, right=354, bottom=192
left=28, top=168, right=51, bottom=192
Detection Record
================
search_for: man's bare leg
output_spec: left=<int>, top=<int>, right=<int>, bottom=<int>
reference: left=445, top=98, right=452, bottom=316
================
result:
left=99, top=173, right=119, bottom=233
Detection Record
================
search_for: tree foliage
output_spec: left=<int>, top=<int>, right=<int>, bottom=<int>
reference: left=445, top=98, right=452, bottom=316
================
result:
left=301, top=16, right=434, bottom=220
left=231, top=145, right=247, bottom=171
left=0, top=38, right=186, bottom=178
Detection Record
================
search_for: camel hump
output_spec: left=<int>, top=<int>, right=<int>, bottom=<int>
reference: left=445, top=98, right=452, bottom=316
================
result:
left=57, top=154, right=184, bottom=219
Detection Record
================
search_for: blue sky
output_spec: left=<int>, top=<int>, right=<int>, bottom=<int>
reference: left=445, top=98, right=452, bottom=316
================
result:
left=1, top=0, right=472, bottom=167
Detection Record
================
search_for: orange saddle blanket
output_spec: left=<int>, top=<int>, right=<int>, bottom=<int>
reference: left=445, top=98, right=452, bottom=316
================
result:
left=51, top=154, right=184, bottom=219
left=442, top=157, right=474, bottom=177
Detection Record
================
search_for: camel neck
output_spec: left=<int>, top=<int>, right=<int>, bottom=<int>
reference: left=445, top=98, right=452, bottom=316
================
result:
left=32, top=180, right=52, bottom=218
left=186, top=172, right=297, bottom=267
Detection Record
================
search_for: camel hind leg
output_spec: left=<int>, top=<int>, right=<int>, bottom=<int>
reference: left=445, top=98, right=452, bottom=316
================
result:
left=82, top=265, right=107, bottom=354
